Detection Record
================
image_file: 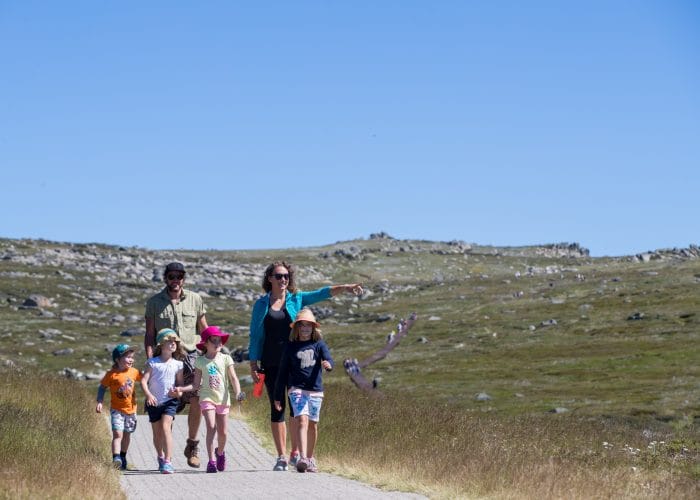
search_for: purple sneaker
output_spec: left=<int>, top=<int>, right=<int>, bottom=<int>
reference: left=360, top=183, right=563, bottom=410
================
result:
left=206, top=460, right=217, bottom=473
left=215, top=447, right=226, bottom=472
left=306, top=457, right=318, bottom=473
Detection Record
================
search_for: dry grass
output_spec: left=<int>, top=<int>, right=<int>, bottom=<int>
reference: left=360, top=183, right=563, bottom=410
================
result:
left=246, top=379, right=699, bottom=499
left=0, top=368, right=123, bottom=500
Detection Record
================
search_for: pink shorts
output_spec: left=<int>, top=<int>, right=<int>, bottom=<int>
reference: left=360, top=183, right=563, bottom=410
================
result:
left=199, top=401, right=230, bottom=415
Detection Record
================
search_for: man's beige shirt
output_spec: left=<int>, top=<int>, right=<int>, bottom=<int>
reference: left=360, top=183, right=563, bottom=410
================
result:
left=145, top=287, right=206, bottom=352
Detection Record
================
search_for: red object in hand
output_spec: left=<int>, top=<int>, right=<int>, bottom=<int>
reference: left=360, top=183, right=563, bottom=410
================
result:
left=253, top=373, right=265, bottom=398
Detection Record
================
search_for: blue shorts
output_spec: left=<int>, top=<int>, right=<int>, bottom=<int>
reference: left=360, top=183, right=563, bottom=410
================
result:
left=288, top=389, right=324, bottom=422
left=145, top=398, right=179, bottom=423
left=110, top=409, right=137, bottom=433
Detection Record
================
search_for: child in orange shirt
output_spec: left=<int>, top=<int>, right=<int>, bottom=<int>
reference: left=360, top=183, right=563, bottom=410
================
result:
left=96, top=344, right=142, bottom=470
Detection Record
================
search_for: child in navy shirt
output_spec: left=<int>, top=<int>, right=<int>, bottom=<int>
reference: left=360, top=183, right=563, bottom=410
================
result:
left=274, top=308, right=333, bottom=473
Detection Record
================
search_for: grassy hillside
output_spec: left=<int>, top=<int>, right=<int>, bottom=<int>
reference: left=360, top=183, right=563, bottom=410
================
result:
left=0, top=236, right=697, bottom=497
left=0, top=236, right=698, bottom=417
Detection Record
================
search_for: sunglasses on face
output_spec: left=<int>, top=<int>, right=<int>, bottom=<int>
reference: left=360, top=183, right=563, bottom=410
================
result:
left=208, top=337, right=222, bottom=344
left=273, top=273, right=289, bottom=281
left=167, top=274, right=184, bottom=281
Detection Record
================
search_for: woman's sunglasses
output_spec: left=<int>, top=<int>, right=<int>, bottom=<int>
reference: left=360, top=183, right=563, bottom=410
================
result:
left=273, top=273, right=289, bottom=281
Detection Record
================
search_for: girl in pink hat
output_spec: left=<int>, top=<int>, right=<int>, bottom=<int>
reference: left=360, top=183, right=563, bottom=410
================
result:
left=174, top=326, right=245, bottom=473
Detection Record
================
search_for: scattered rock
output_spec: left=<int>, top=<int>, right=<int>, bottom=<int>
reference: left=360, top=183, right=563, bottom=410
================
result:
left=20, top=294, right=54, bottom=308
left=53, top=348, right=75, bottom=356
left=121, top=327, right=145, bottom=337
left=475, top=392, right=492, bottom=401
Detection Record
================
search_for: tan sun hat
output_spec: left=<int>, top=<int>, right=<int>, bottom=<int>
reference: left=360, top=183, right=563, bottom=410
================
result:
left=290, top=307, right=320, bottom=328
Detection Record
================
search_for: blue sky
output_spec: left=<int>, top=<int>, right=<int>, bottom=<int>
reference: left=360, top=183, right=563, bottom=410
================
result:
left=1, top=1, right=698, bottom=257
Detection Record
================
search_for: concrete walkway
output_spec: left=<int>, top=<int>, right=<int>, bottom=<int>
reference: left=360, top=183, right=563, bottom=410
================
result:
left=120, top=413, right=426, bottom=500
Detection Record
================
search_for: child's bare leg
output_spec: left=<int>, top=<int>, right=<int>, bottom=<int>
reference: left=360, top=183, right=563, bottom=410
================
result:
left=202, top=409, right=217, bottom=461
left=121, top=431, right=131, bottom=453
left=296, top=415, right=309, bottom=457
left=290, top=416, right=299, bottom=455
left=152, top=422, right=164, bottom=457
left=161, top=415, right=174, bottom=461
left=216, top=413, right=228, bottom=453
left=307, top=420, right=318, bottom=459
left=112, top=429, right=123, bottom=455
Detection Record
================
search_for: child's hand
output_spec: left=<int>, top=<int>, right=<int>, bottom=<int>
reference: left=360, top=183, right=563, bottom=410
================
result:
left=167, top=387, right=180, bottom=398
left=322, top=360, right=332, bottom=371
left=146, top=395, right=157, bottom=406
left=236, top=391, right=246, bottom=402
left=274, top=400, right=282, bottom=411
left=96, top=402, right=103, bottom=413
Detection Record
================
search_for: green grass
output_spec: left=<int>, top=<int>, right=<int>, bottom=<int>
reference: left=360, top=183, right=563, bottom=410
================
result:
left=1, top=236, right=699, bottom=498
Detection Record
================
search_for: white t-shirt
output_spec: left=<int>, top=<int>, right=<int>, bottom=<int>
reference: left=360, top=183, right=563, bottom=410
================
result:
left=146, top=356, right=184, bottom=405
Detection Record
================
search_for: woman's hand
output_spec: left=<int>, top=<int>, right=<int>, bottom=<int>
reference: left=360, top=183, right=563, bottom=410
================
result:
left=249, top=362, right=261, bottom=383
left=145, top=395, right=158, bottom=407
left=274, top=400, right=282, bottom=411
left=346, top=283, right=363, bottom=296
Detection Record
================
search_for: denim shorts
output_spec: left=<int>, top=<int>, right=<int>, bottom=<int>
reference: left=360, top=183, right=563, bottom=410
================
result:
left=145, top=398, right=179, bottom=423
left=288, top=389, right=324, bottom=422
left=110, top=409, right=137, bottom=433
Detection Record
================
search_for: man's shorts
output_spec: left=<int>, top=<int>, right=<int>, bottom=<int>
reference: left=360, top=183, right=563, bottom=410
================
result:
left=110, top=409, right=137, bottom=433
left=177, top=350, right=200, bottom=412
left=199, top=400, right=230, bottom=415
left=146, top=398, right=179, bottom=423
left=288, top=389, right=324, bottom=422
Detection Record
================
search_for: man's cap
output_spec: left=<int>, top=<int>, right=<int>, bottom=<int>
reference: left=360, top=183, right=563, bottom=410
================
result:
left=164, top=262, right=186, bottom=274
left=156, top=328, right=180, bottom=345
left=112, top=344, right=135, bottom=362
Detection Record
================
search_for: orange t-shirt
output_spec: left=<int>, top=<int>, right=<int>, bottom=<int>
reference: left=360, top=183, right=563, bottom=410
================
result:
left=100, top=367, right=142, bottom=414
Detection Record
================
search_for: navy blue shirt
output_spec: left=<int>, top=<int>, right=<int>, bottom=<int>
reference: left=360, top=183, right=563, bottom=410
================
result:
left=274, top=339, right=334, bottom=401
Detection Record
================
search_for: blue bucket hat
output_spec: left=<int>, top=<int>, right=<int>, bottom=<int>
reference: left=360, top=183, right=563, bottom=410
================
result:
left=112, top=344, right=134, bottom=362
left=156, top=328, right=180, bottom=345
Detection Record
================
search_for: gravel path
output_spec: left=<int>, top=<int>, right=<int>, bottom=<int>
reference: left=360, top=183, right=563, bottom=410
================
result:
left=120, top=414, right=426, bottom=500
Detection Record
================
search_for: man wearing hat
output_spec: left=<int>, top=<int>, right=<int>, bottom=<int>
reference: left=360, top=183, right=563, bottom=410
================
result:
left=145, top=262, right=208, bottom=468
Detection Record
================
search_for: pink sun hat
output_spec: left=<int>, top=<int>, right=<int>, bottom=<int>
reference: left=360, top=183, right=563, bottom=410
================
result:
left=196, top=325, right=230, bottom=351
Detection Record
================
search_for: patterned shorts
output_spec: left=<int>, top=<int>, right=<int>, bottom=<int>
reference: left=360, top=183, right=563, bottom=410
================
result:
left=110, top=409, right=137, bottom=433
left=288, top=389, right=324, bottom=422
left=179, top=351, right=200, bottom=406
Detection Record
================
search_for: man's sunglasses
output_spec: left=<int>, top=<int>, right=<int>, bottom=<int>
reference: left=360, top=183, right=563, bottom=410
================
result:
left=273, top=273, right=289, bottom=281
left=167, top=274, right=184, bottom=280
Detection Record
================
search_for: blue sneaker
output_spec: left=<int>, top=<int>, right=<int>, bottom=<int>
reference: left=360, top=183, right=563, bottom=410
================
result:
left=273, top=456, right=288, bottom=471
left=112, top=456, right=123, bottom=469
left=157, top=456, right=165, bottom=471
left=161, top=461, right=175, bottom=474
